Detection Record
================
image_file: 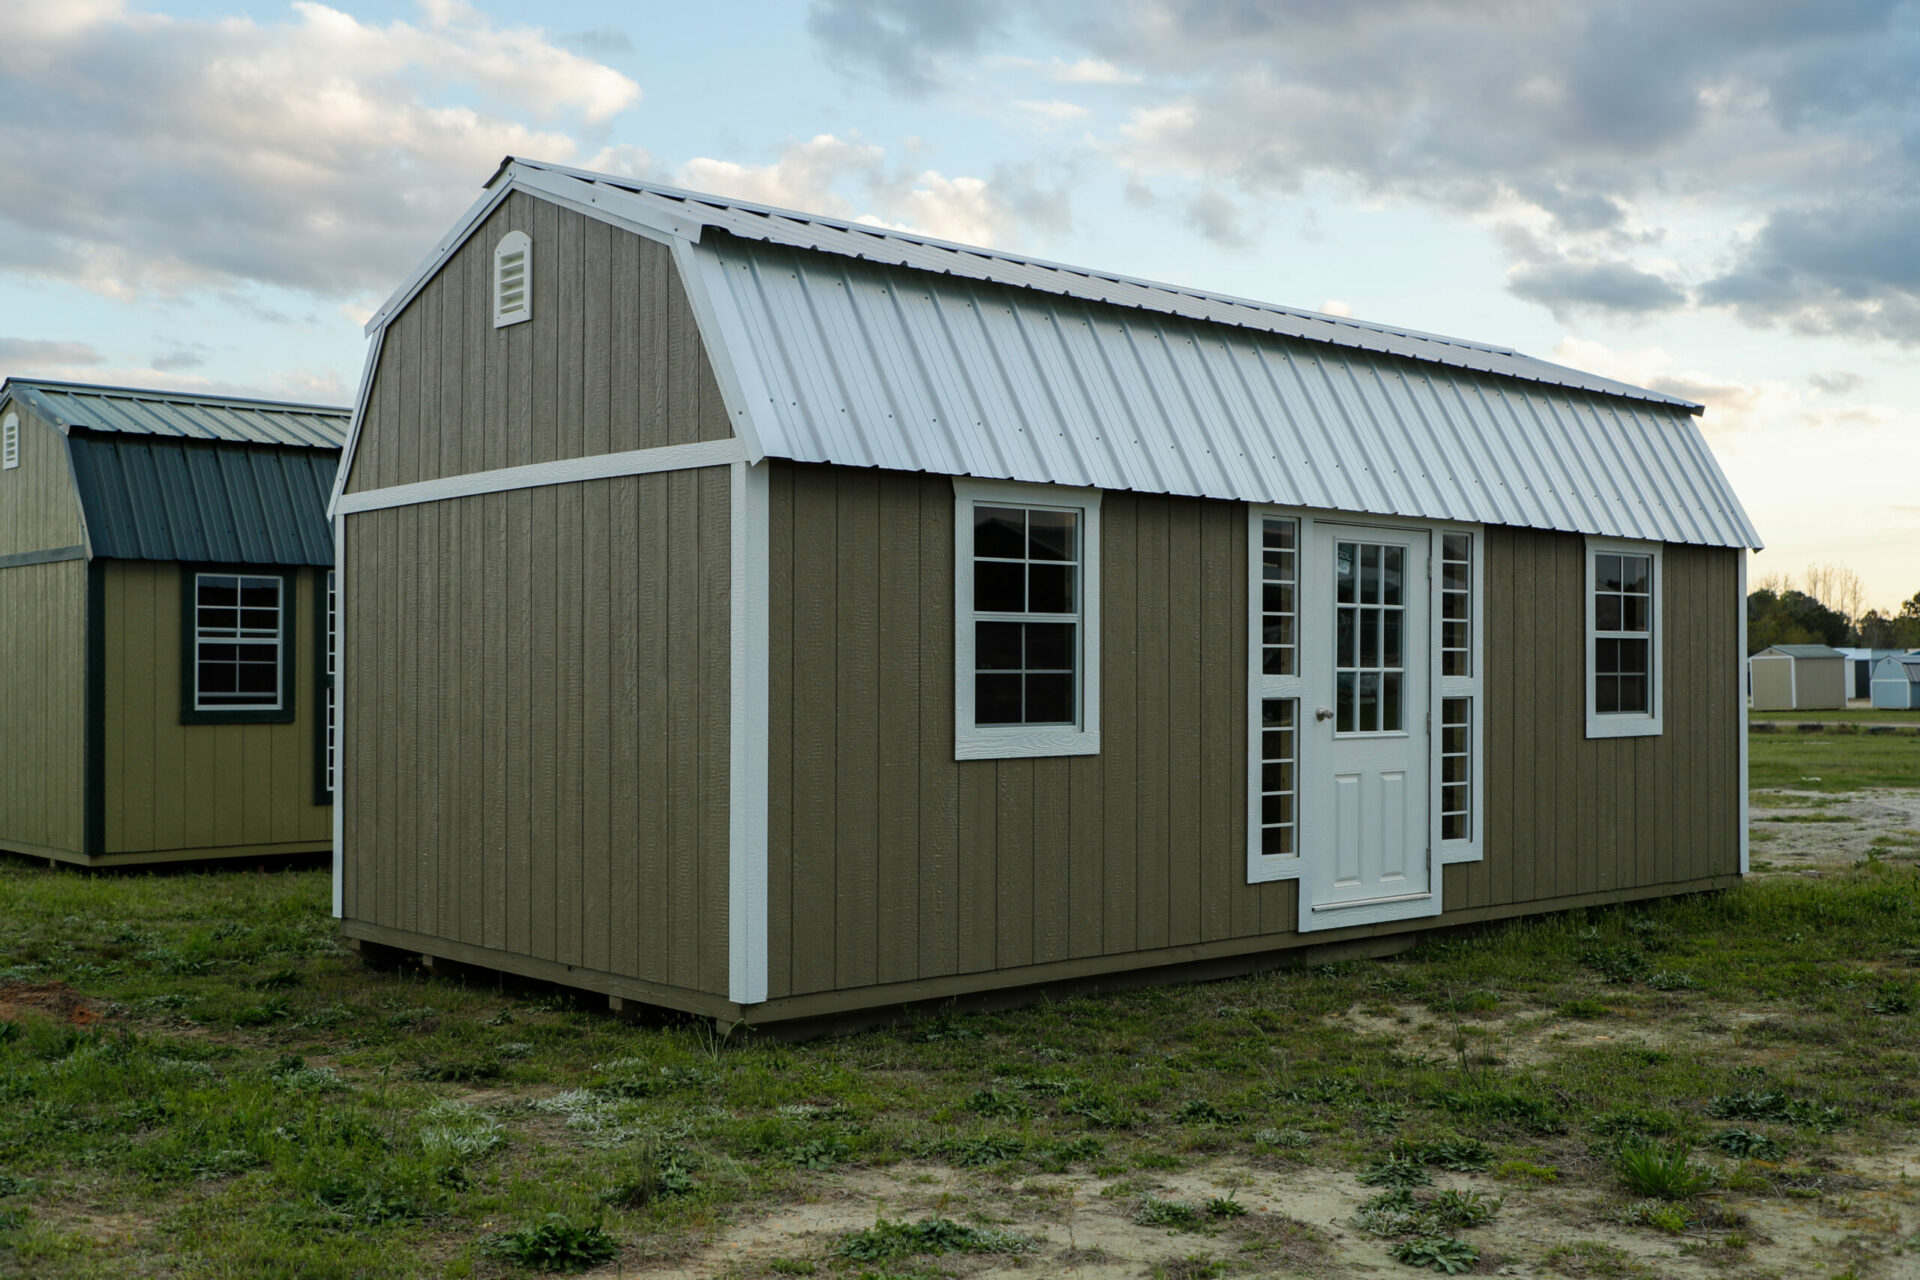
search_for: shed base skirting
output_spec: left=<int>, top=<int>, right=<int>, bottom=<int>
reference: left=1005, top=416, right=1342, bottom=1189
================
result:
left=341, top=872, right=1740, bottom=1035
left=16, top=838, right=333, bottom=869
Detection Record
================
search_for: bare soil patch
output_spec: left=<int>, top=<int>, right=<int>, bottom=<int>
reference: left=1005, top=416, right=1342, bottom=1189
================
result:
left=1749, top=787, right=1920, bottom=873
left=0, top=980, right=109, bottom=1026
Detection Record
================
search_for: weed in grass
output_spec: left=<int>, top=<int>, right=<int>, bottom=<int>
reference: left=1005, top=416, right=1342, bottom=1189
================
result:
left=0, top=1174, right=34, bottom=1197
left=834, top=1217, right=1033, bottom=1261
left=1494, top=1159, right=1559, bottom=1183
left=1149, top=1255, right=1230, bottom=1280
left=1867, top=984, right=1915, bottom=1015
left=1174, top=1098, right=1245, bottom=1127
left=1252, top=1127, right=1314, bottom=1152
left=1403, top=1135, right=1492, bottom=1171
left=1063, top=1097, right=1139, bottom=1129
left=600, top=1146, right=698, bottom=1207
left=1711, top=1128, right=1786, bottom=1160
left=767, top=1260, right=817, bottom=1276
left=1391, top=1234, right=1479, bottom=1273
left=1582, top=945, right=1649, bottom=984
left=1358, top=1154, right=1433, bottom=1188
left=1589, top=1108, right=1682, bottom=1140
left=1618, top=1198, right=1692, bottom=1233
left=1435, top=1085, right=1562, bottom=1133
left=411, top=1057, right=502, bottom=1083
left=592, top=1060, right=717, bottom=1098
left=1542, top=1241, right=1655, bottom=1277
left=1354, top=1187, right=1500, bottom=1238
left=1643, top=970, right=1698, bottom=991
left=1133, top=1195, right=1207, bottom=1230
left=1203, top=1195, right=1248, bottom=1219
left=1616, top=1141, right=1717, bottom=1200
left=780, top=1137, right=853, bottom=1170
left=1557, top=997, right=1611, bottom=1019
left=1707, top=1089, right=1847, bottom=1132
left=0, top=1208, right=27, bottom=1232
left=965, top=1085, right=1034, bottom=1119
left=484, top=1215, right=621, bottom=1271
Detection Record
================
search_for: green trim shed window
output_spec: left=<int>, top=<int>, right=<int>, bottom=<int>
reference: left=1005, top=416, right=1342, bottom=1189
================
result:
left=182, top=568, right=298, bottom=724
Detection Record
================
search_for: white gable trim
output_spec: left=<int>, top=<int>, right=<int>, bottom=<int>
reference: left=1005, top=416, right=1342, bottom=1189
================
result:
left=326, top=328, right=387, bottom=519
left=334, top=438, right=746, bottom=514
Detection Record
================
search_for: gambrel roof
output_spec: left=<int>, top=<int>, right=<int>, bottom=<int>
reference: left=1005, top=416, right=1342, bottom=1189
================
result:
left=346, top=159, right=1762, bottom=550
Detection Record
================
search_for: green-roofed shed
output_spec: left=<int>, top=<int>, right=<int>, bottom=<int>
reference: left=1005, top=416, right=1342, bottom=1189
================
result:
left=0, top=379, right=346, bottom=866
left=1748, top=644, right=1847, bottom=712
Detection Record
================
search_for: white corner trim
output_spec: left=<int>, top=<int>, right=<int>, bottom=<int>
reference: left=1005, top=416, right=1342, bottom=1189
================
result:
left=952, top=476, right=1102, bottom=761
left=334, top=438, right=748, bottom=514
left=728, top=459, right=771, bottom=1005
left=1585, top=536, right=1665, bottom=740
left=508, top=165, right=711, bottom=247
left=332, top=514, right=346, bottom=919
left=670, top=238, right=771, bottom=465
left=327, top=329, right=387, bottom=519
left=1737, top=550, right=1749, bottom=875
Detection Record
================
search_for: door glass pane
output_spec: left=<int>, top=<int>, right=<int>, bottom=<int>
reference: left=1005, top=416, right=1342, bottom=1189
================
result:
left=1381, top=671, right=1402, bottom=732
left=1332, top=538, right=1409, bottom=735
left=1261, top=518, right=1299, bottom=676
left=1336, top=672, right=1356, bottom=733
left=1259, top=699, right=1297, bottom=857
left=1361, top=544, right=1380, bottom=604
left=1382, top=547, right=1403, bottom=606
left=1336, top=542, right=1356, bottom=603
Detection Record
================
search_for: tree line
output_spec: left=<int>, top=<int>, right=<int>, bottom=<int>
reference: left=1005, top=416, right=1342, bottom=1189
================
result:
left=1746, top=564, right=1920, bottom=655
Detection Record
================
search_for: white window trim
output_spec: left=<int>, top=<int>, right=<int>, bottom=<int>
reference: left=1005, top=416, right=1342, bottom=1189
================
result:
left=492, top=229, right=532, bottom=328
left=2, top=412, right=17, bottom=470
left=953, top=477, right=1101, bottom=761
left=1247, top=508, right=1485, bottom=883
left=193, top=571, right=286, bottom=713
left=1434, top=524, right=1485, bottom=865
left=1585, top=536, right=1664, bottom=739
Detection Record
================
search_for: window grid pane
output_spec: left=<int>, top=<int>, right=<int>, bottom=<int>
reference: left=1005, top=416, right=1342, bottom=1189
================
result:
left=1335, top=540, right=1405, bottom=734
left=1441, top=697, right=1471, bottom=841
left=1260, top=699, right=1297, bottom=856
left=196, top=573, right=282, bottom=710
left=1593, top=552, right=1653, bottom=715
left=1260, top=517, right=1297, bottom=676
left=1441, top=533, right=1471, bottom=678
left=972, top=504, right=1080, bottom=728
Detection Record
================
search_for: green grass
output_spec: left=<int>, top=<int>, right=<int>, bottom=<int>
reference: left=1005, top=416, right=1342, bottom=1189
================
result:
left=0, top=724, right=1916, bottom=1276
left=1748, top=707, right=1920, bottom=723
left=1748, top=729, right=1920, bottom=791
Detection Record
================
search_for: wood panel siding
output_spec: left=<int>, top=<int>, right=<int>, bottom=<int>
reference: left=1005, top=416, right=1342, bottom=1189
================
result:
left=765, top=462, right=1744, bottom=1003
left=343, top=193, right=734, bottom=496
left=97, top=561, right=331, bottom=858
left=0, top=560, right=86, bottom=856
left=0, top=402, right=86, bottom=559
left=338, top=467, right=733, bottom=1001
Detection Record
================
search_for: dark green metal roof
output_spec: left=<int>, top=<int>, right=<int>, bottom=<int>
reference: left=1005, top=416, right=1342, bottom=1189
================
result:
left=67, top=430, right=338, bottom=566
left=3, top=378, right=347, bottom=448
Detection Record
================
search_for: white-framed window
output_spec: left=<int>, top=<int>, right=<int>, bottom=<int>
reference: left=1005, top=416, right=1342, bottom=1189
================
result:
left=1248, top=513, right=1305, bottom=880
left=493, top=229, right=533, bottom=327
left=953, top=478, right=1101, bottom=760
left=193, top=572, right=285, bottom=712
left=1435, top=529, right=1483, bottom=863
left=2, top=412, right=18, bottom=470
left=1586, top=538, right=1663, bottom=738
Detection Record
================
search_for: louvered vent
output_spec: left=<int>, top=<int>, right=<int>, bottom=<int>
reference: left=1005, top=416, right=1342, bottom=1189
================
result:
left=2, top=413, right=17, bottom=470
left=493, top=230, right=533, bottom=327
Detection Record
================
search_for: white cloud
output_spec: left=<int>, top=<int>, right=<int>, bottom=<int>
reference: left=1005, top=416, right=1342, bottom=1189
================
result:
left=1047, top=56, right=1139, bottom=85
left=1319, top=300, right=1353, bottom=318
left=0, top=0, right=642, bottom=301
left=1550, top=338, right=1797, bottom=434
left=1012, top=99, right=1090, bottom=125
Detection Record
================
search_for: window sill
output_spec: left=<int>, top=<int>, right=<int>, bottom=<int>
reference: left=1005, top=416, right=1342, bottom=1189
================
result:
left=182, top=707, right=296, bottom=726
left=1586, top=714, right=1662, bottom=740
left=955, top=728, right=1100, bottom=761
left=1247, top=854, right=1304, bottom=883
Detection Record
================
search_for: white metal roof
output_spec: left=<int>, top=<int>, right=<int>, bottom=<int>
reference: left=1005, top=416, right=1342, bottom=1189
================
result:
left=350, top=159, right=1761, bottom=548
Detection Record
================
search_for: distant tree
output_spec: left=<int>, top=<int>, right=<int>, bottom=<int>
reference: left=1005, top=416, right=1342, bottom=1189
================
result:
left=1856, top=594, right=1920, bottom=649
left=1746, top=587, right=1849, bottom=654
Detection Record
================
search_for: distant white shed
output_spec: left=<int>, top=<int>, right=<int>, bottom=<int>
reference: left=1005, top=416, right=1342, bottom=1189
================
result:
left=1749, top=645, right=1847, bottom=712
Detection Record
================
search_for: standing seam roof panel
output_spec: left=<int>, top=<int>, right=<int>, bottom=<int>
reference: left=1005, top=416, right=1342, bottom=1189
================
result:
left=702, top=235, right=1759, bottom=548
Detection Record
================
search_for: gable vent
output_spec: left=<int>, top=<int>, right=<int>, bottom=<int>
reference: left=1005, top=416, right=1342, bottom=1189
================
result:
left=2, top=413, right=17, bottom=470
left=493, top=230, right=533, bottom=327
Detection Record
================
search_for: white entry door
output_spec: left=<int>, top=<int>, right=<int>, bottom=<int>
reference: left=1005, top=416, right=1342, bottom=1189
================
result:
left=1303, top=523, right=1432, bottom=927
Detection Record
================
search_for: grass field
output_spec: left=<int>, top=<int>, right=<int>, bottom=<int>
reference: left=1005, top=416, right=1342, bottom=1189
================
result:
left=0, top=731, right=1917, bottom=1278
left=1748, top=707, right=1920, bottom=724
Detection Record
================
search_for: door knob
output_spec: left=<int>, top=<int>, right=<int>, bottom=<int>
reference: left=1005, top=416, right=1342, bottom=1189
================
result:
left=1315, top=706, right=1334, bottom=721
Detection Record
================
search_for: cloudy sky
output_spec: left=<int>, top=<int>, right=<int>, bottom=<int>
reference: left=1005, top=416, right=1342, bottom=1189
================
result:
left=2, top=0, right=1916, bottom=608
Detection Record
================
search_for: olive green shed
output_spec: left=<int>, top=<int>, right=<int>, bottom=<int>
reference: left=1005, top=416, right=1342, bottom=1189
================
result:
left=0, top=380, right=345, bottom=867
left=331, top=161, right=1761, bottom=1029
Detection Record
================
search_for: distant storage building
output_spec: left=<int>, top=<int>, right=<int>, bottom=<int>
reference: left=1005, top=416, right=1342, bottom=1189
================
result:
left=1870, top=655, right=1920, bottom=710
left=0, top=380, right=345, bottom=866
left=1837, top=648, right=1905, bottom=700
left=331, top=159, right=1761, bottom=1029
left=1748, top=644, right=1847, bottom=712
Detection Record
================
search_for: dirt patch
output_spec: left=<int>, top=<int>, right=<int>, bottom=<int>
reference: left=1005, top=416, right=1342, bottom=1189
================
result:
left=1749, top=788, right=1920, bottom=873
left=0, top=980, right=109, bottom=1026
left=597, top=1153, right=1920, bottom=1278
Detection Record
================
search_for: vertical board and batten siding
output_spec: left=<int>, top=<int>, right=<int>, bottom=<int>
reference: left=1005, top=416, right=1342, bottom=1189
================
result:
left=0, top=402, right=86, bottom=558
left=98, top=561, right=331, bottom=857
left=339, top=469, right=734, bottom=1002
left=342, top=192, right=733, bottom=496
left=765, top=461, right=1741, bottom=1006
left=0, top=401, right=88, bottom=856
left=0, top=561, right=86, bottom=856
